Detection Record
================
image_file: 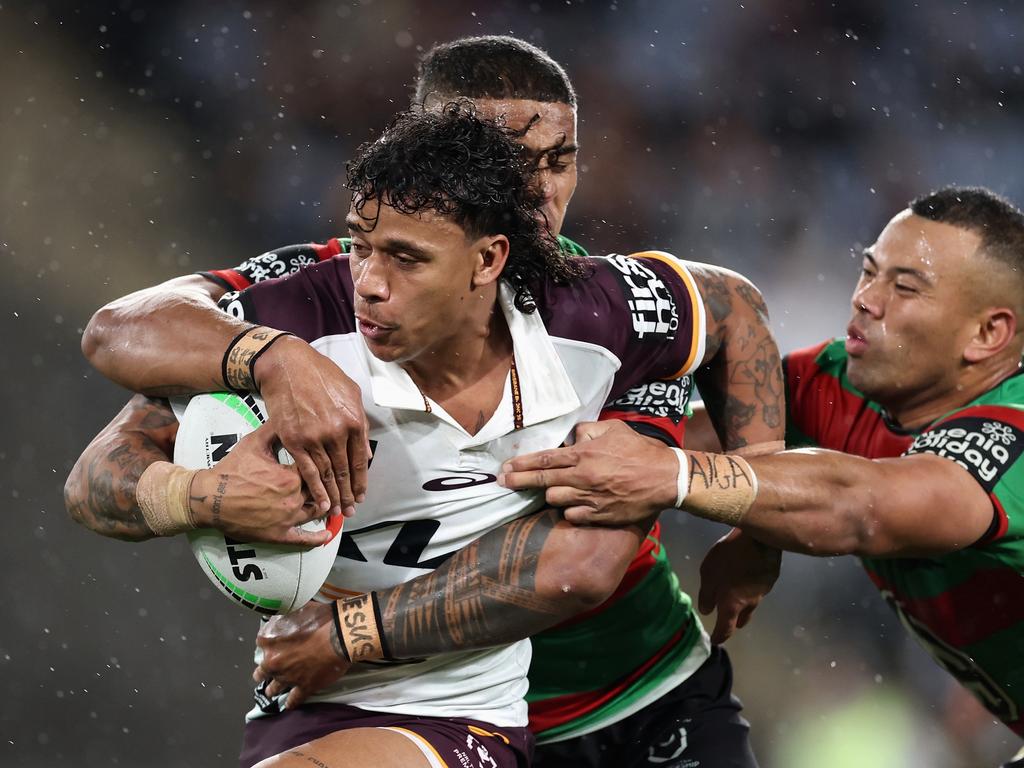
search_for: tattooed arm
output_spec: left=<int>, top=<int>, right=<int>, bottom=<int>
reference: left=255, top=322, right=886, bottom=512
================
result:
left=65, top=395, right=332, bottom=546
left=65, top=394, right=180, bottom=541
left=255, top=508, right=649, bottom=708
left=688, top=265, right=784, bottom=453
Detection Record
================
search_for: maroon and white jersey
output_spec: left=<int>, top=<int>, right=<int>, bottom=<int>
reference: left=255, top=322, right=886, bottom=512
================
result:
left=223, top=250, right=706, bottom=726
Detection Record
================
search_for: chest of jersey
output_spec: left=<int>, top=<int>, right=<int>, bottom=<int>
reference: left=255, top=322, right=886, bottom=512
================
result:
left=311, top=333, right=620, bottom=593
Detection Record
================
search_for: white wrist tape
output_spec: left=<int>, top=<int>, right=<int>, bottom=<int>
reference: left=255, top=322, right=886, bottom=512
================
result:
left=669, top=447, right=690, bottom=508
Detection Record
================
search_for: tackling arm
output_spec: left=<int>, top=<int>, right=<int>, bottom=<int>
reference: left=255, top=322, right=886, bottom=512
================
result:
left=82, top=274, right=237, bottom=397
left=499, top=422, right=996, bottom=558
left=734, top=448, right=995, bottom=557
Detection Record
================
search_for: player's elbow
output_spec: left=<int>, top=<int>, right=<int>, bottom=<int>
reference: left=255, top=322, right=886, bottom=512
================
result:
left=539, top=537, right=633, bottom=611
left=81, top=303, right=118, bottom=370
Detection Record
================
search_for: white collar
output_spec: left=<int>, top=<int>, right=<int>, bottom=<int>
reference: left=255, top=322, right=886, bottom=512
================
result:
left=362, top=282, right=580, bottom=436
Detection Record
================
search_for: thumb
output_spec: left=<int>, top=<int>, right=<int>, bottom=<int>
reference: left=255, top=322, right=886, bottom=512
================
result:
left=697, top=567, right=716, bottom=615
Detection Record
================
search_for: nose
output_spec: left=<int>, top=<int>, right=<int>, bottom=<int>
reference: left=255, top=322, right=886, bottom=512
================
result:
left=851, top=280, right=883, bottom=319
left=534, top=169, right=555, bottom=202
left=353, top=253, right=389, bottom=303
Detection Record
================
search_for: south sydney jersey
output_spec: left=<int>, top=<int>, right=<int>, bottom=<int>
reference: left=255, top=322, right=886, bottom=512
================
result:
left=215, top=249, right=707, bottom=727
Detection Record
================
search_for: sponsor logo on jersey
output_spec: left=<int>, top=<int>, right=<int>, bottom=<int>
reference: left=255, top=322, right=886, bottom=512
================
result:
left=905, top=415, right=1024, bottom=491
left=602, top=254, right=680, bottom=341
left=231, top=247, right=318, bottom=284
left=609, top=376, right=692, bottom=423
left=422, top=470, right=496, bottom=491
left=646, top=724, right=693, bottom=765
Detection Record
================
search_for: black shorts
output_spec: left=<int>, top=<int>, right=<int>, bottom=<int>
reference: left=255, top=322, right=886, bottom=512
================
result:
left=239, top=701, right=534, bottom=768
left=532, top=646, right=758, bottom=768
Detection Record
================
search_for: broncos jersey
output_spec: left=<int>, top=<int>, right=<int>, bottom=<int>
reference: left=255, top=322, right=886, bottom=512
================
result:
left=217, top=249, right=706, bottom=727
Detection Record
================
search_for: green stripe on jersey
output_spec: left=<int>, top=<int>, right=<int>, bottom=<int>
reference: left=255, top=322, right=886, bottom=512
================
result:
left=528, top=543, right=695, bottom=699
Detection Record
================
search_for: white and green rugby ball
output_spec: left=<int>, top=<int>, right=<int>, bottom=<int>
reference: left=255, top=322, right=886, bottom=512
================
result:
left=173, top=392, right=343, bottom=615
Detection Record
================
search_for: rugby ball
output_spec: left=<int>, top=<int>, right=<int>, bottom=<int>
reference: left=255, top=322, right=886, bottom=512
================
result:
left=172, top=392, right=343, bottom=615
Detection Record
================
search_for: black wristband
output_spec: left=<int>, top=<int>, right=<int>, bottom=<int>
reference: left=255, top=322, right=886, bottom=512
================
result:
left=247, top=331, right=294, bottom=395
left=331, top=600, right=351, bottom=662
left=370, top=591, right=394, bottom=661
left=221, top=325, right=255, bottom=393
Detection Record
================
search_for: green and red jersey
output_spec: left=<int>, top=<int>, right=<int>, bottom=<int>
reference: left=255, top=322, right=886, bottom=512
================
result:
left=203, top=235, right=710, bottom=744
left=786, top=338, right=1024, bottom=735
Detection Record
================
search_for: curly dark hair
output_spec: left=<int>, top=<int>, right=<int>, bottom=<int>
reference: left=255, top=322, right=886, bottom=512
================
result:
left=345, top=102, right=585, bottom=313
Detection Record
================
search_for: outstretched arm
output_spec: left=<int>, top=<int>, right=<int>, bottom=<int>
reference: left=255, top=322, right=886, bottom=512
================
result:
left=498, top=420, right=995, bottom=558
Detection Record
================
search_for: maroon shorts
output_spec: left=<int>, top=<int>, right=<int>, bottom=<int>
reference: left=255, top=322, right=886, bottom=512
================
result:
left=239, top=702, right=533, bottom=768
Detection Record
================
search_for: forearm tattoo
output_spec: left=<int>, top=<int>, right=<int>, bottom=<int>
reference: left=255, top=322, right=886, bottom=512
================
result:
left=65, top=395, right=177, bottom=541
left=377, top=509, right=568, bottom=658
left=691, top=266, right=784, bottom=451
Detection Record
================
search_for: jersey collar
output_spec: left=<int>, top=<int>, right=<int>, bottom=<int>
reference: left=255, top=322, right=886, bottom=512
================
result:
left=362, top=282, right=580, bottom=434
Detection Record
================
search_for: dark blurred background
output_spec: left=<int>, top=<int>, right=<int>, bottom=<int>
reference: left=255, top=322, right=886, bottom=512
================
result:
left=4, top=1, right=1024, bottom=765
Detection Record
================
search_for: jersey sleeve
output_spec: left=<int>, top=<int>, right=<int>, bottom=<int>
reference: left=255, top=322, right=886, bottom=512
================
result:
left=200, top=238, right=349, bottom=292
left=904, top=405, right=1024, bottom=543
left=216, top=254, right=357, bottom=342
left=599, top=375, right=693, bottom=447
left=540, top=251, right=705, bottom=402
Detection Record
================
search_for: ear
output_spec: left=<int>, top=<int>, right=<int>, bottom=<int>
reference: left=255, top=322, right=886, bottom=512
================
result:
left=471, top=235, right=510, bottom=289
left=964, top=307, right=1017, bottom=363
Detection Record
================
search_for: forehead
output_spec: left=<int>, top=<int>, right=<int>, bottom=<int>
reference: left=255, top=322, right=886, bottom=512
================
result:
left=871, top=210, right=981, bottom=281
left=347, top=198, right=468, bottom=245
left=472, top=98, right=577, bottom=152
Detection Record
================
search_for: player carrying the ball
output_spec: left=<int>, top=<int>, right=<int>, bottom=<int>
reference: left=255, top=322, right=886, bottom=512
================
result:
left=67, top=98, right=784, bottom=765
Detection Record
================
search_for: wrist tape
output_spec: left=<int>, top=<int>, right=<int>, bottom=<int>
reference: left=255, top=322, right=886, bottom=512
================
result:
left=332, top=592, right=393, bottom=663
left=222, top=325, right=294, bottom=392
left=136, top=461, right=199, bottom=536
left=670, top=448, right=758, bottom=526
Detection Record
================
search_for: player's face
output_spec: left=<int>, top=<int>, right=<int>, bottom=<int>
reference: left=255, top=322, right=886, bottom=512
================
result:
left=346, top=199, right=504, bottom=363
left=473, top=98, right=578, bottom=237
left=845, top=210, right=982, bottom=411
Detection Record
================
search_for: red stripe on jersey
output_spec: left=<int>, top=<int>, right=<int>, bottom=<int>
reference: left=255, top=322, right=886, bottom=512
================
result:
left=933, top=404, right=1024, bottom=432
left=868, top=566, right=1024, bottom=648
left=527, top=623, right=687, bottom=734
left=312, top=238, right=346, bottom=260
left=206, top=267, right=253, bottom=292
left=599, top=409, right=686, bottom=447
left=549, top=524, right=664, bottom=631
left=787, top=342, right=911, bottom=459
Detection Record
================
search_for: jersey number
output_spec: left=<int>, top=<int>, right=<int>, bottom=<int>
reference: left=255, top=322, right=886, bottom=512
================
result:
left=338, top=519, right=450, bottom=570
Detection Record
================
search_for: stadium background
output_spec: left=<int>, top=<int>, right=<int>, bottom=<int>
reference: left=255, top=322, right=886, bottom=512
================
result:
left=3, top=1, right=1024, bottom=765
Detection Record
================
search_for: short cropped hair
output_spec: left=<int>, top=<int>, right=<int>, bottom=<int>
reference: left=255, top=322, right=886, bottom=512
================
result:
left=345, top=103, right=584, bottom=313
left=414, top=35, right=577, bottom=110
left=911, top=186, right=1024, bottom=281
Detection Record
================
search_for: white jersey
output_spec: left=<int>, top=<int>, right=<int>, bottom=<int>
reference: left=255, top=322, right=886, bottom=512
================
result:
left=217, top=250, right=706, bottom=726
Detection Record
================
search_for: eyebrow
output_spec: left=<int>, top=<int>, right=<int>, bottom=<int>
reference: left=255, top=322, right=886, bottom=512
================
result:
left=346, top=218, right=432, bottom=260
left=863, top=249, right=933, bottom=284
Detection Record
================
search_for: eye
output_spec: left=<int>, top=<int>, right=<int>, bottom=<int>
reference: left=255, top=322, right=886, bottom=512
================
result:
left=349, top=240, right=371, bottom=260
left=860, top=265, right=876, bottom=278
left=895, top=282, right=918, bottom=294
